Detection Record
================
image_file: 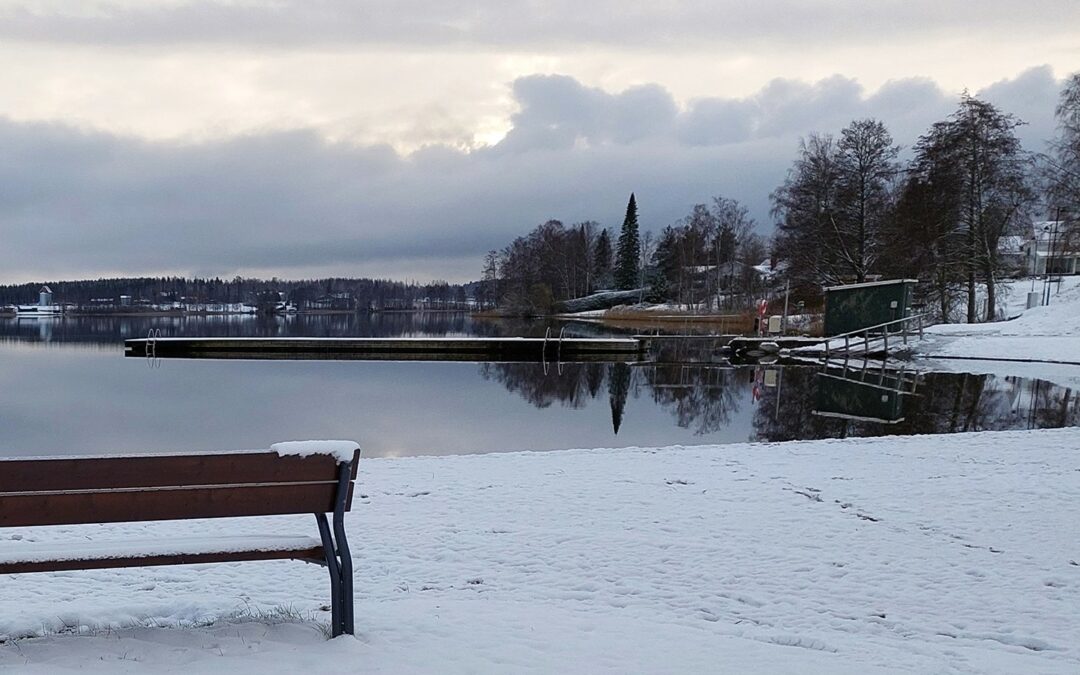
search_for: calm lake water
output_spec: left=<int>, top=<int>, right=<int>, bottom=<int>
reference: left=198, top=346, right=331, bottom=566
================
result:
left=1, top=313, right=1076, bottom=458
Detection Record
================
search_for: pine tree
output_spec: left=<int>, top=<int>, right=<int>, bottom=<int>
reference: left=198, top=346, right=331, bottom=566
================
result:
left=594, top=228, right=613, bottom=288
left=615, top=193, right=641, bottom=290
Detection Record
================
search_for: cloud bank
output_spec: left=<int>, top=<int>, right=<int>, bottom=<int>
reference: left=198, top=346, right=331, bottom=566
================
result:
left=0, top=66, right=1067, bottom=283
left=3, top=1, right=1077, bottom=49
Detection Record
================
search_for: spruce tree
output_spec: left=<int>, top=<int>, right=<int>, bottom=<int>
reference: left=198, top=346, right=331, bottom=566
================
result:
left=594, top=228, right=613, bottom=285
left=615, top=193, right=641, bottom=290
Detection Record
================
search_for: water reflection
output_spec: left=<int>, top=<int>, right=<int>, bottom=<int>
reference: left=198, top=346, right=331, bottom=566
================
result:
left=751, top=367, right=1079, bottom=440
left=479, top=360, right=1079, bottom=444
left=0, top=316, right=1076, bottom=458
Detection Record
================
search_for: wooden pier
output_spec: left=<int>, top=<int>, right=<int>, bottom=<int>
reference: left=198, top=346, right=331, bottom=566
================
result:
left=726, top=336, right=827, bottom=354
left=125, top=336, right=644, bottom=362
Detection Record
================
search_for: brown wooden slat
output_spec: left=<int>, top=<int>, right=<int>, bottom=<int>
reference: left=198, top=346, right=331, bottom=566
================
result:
left=0, top=546, right=325, bottom=574
left=0, top=482, right=351, bottom=527
left=0, top=450, right=358, bottom=493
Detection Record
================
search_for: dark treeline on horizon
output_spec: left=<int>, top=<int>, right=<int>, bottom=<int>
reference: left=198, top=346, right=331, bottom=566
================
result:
left=0, top=276, right=472, bottom=310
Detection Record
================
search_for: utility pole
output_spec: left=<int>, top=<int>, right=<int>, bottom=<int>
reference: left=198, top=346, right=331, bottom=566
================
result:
left=781, top=279, right=790, bottom=334
left=1043, top=211, right=1060, bottom=306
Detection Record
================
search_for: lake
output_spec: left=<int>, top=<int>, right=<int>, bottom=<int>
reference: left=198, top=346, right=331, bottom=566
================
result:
left=1, top=313, right=1076, bottom=458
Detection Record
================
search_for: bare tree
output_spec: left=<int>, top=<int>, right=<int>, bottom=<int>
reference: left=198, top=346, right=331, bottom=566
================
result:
left=712, top=196, right=755, bottom=309
left=1046, top=73, right=1080, bottom=215
left=905, top=95, right=1032, bottom=322
left=835, top=119, right=900, bottom=282
left=771, top=133, right=844, bottom=292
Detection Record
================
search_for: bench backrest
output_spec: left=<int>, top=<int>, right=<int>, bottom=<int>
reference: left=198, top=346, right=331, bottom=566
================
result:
left=0, top=450, right=360, bottom=527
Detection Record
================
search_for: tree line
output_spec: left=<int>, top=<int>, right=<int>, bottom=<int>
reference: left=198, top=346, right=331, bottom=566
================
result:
left=0, top=276, right=470, bottom=311
left=480, top=191, right=765, bottom=314
left=483, top=74, right=1080, bottom=322
left=773, top=77, right=1080, bottom=322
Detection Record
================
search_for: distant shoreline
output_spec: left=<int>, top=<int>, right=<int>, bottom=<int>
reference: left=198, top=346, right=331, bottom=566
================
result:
left=0, top=308, right=475, bottom=318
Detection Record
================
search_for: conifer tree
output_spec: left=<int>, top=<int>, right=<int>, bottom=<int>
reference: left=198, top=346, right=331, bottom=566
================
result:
left=594, top=228, right=613, bottom=287
left=615, top=193, right=641, bottom=290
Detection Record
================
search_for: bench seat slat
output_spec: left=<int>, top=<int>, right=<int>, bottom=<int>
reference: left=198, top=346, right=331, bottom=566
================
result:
left=0, top=482, right=353, bottom=527
left=0, top=534, right=325, bottom=574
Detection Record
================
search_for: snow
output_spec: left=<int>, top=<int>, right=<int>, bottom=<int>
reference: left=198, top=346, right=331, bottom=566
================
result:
left=4, top=446, right=352, bottom=463
left=271, top=440, right=360, bottom=462
left=925, top=277, right=1080, bottom=338
left=3, top=428, right=1079, bottom=673
left=918, top=277, right=1080, bottom=386
left=0, top=536, right=321, bottom=565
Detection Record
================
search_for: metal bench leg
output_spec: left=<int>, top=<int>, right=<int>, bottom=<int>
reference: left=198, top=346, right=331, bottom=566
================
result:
left=313, top=461, right=356, bottom=638
left=315, top=513, right=344, bottom=637
left=333, top=462, right=355, bottom=635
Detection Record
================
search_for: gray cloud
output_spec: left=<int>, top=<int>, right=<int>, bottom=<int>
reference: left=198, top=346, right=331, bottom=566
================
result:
left=0, top=68, right=1067, bottom=283
left=2, top=1, right=1077, bottom=49
left=979, top=65, right=1062, bottom=152
left=498, top=76, right=679, bottom=151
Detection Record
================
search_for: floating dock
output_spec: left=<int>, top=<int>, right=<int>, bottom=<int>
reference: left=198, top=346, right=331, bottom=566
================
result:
left=125, top=336, right=644, bottom=362
left=726, top=336, right=827, bottom=353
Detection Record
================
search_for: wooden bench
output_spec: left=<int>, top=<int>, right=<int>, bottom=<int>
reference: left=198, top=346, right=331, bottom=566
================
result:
left=0, top=442, right=360, bottom=637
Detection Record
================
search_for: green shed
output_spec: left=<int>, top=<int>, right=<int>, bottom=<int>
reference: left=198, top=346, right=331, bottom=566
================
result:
left=823, top=279, right=917, bottom=337
left=812, top=372, right=906, bottom=424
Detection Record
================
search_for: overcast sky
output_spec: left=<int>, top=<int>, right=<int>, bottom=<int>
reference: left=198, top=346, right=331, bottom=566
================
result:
left=1, top=1, right=1079, bottom=284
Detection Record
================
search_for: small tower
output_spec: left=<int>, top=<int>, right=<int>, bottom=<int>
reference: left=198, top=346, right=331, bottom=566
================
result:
left=38, top=285, right=53, bottom=308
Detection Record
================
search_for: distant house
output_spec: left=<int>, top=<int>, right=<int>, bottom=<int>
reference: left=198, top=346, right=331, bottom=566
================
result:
left=1017, top=221, right=1079, bottom=275
left=307, top=292, right=354, bottom=311
left=15, top=286, right=61, bottom=316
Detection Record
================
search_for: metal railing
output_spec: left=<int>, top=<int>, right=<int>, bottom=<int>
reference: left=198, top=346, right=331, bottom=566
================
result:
left=823, top=313, right=926, bottom=360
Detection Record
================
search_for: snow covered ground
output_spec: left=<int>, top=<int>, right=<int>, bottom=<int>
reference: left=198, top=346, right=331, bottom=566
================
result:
left=2, top=428, right=1079, bottom=673
left=918, top=277, right=1080, bottom=387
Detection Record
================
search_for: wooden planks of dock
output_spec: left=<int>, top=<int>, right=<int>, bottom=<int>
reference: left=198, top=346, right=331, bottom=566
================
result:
left=125, top=336, right=644, bottom=362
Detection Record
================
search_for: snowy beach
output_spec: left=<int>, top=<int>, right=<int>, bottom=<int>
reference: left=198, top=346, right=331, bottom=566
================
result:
left=918, top=277, right=1080, bottom=387
left=2, top=428, right=1078, bottom=673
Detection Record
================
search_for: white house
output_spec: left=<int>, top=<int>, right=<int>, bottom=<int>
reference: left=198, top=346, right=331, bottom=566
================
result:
left=15, top=285, right=62, bottom=316
left=1018, top=221, right=1078, bottom=276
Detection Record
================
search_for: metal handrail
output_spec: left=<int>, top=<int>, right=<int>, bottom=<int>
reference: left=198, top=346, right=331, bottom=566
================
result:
left=826, top=313, right=927, bottom=342
left=824, top=313, right=926, bottom=359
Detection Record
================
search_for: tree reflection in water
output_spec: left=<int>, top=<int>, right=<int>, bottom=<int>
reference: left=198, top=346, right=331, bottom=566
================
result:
left=481, top=360, right=1079, bottom=443
left=751, top=369, right=1080, bottom=441
left=608, top=363, right=631, bottom=434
